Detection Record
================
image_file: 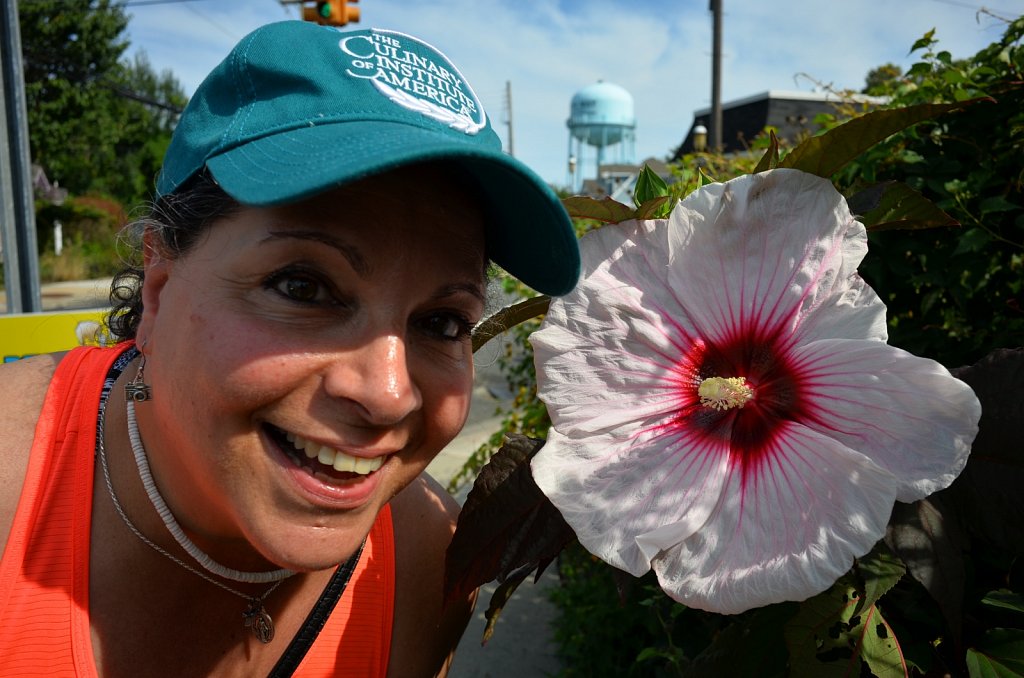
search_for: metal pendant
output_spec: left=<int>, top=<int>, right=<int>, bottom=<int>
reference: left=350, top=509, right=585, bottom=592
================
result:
left=124, top=381, right=152, bottom=402
left=243, top=601, right=275, bottom=644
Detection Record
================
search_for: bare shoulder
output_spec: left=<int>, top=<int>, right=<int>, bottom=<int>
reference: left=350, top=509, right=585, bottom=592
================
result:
left=388, top=474, right=476, bottom=678
left=0, top=353, right=64, bottom=554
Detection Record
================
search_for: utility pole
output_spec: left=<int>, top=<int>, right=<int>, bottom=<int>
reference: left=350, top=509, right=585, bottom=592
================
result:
left=505, top=80, right=514, bottom=157
left=710, top=0, right=723, bottom=152
left=1, top=0, right=42, bottom=313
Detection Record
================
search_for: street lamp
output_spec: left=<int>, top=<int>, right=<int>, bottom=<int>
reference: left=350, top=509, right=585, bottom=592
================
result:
left=692, top=124, right=708, bottom=153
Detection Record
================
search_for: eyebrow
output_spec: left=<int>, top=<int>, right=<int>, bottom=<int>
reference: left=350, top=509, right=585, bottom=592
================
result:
left=262, top=230, right=370, bottom=277
left=436, top=281, right=487, bottom=306
left=262, top=229, right=486, bottom=304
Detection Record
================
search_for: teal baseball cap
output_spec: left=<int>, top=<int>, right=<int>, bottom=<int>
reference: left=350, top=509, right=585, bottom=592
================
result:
left=157, top=21, right=580, bottom=296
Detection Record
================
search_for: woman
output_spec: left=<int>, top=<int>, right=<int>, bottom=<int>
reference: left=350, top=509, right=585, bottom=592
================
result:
left=0, top=21, right=579, bottom=677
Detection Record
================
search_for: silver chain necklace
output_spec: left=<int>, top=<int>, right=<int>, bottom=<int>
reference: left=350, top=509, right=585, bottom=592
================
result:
left=97, top=389, right=285, bottom=643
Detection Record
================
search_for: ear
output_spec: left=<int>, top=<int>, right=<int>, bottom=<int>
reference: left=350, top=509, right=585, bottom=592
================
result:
left=134, top=229, right=172, bottom=352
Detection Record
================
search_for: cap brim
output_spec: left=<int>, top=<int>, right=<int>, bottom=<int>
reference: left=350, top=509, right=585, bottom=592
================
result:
left=206, top=121, right=580, bottom=297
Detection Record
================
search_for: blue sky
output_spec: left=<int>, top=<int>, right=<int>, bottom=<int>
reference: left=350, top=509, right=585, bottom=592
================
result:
left=124, top=0, right=1020, bottom=188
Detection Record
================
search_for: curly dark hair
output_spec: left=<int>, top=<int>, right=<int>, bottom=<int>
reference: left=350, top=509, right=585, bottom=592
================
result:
left=106, top=173, right=240, bottom=341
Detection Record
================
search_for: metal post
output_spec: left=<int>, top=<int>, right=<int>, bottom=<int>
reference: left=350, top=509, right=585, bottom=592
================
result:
left=710, top=0, right=723, bottom=152
left=1, top=0, right=42, bottom=313
left=505, top=80, right=514, bottom=157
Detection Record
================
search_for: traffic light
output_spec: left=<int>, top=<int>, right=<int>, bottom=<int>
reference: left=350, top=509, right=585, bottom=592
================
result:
left=302, top=0, right=359, bottom=27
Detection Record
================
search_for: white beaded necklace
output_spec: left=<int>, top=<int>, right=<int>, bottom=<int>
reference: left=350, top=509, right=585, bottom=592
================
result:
left=124, top=397, right=295, bottom=584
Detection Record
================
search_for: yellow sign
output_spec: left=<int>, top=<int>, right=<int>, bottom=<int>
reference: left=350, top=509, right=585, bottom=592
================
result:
left=0, top=309, right=112, bottom=362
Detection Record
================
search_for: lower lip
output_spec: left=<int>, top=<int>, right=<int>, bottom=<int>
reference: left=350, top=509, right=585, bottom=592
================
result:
left=266, top=437, right=386, bottom=510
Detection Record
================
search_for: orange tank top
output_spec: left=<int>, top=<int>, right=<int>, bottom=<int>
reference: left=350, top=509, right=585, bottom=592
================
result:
left=0, top=345, right=394, bottom=676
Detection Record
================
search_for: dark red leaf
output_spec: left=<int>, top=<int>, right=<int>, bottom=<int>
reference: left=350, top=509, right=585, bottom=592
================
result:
left=443, top=434, right=576, bottom=605
left=884, top=496, right=967, bottom=646
left=946, top=348, right=1024, bottom=554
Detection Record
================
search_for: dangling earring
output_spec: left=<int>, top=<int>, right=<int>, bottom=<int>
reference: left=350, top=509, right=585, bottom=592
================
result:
left=125, top=353, right=152, bottom=402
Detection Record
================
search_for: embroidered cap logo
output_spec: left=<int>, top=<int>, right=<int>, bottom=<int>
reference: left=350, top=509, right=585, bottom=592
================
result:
left=339, top=30, right=486, bottom=135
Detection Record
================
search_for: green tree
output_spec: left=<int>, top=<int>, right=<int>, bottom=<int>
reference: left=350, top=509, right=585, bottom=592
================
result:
left=863, top=62, right=903, bottom=96
left=96, top=52, right=186, bottom=205
left=19, top=0, right=184, bottom=208
left=20, top=0, right=130, bottom=194
left=839, top=19, right=1024, bottom=366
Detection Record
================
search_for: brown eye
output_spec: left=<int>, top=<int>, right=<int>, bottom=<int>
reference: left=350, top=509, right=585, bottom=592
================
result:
left=265, top=269, right=334, bottom=305
left=281, top=276, right=319, bottom=302
left=418, top=312, right=473, bottom=341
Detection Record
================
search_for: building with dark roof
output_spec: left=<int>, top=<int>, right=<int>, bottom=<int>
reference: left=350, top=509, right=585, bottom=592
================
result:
left=672, top=90, right=886, bottom=158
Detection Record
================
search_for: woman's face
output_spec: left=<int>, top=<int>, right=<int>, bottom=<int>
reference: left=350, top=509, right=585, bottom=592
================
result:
left=135, top=167, right=486, bottom=571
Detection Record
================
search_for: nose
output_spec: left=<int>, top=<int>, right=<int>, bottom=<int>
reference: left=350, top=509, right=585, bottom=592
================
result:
left=322, top=333, right=422, bottom=426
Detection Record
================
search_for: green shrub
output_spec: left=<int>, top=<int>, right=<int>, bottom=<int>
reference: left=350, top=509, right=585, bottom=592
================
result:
left=34, top=194, right=126, bottom=282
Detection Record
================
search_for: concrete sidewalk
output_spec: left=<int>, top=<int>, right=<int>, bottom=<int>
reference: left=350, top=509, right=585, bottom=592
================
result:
left=0, top=278, right=112, bottom=313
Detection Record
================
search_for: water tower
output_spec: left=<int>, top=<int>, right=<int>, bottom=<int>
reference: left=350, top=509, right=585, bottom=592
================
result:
left=566, top=80, right=636, bottom=191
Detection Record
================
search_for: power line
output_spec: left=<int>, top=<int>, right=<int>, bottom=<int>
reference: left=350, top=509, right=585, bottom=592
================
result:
left=924, top=0, right=1022, bottom=18
left=102, top=78, right=184, bottom=113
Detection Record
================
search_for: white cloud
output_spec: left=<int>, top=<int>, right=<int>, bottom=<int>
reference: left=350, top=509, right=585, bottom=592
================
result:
left=125, top=0, right=1018, bottom=188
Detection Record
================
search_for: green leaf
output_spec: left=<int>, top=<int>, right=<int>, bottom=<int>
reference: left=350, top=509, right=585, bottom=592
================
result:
left=952, top=227, right=993, bottom=255
left=633, top=163, right=670, bottom=208
left=561, top=195, right=635, bottom=223
left=633, top=195, right=672, bottom=220
left=471, top=296, right=550, bottom=352
left=980, top=196, right=1020, bottom=215
left=481, top=568, right=531, bottom=644
left=779, top=98, right=990, bottom=178
left=697, top=166, right=715, bottom=187
left=855, top=541, right=906, bottom=611
left=982, top=591, right=1024, bottom=617
left=910, top=28, right=937, bottom=53
left=753, top=129, right=780, bottom=173
left=967, top=629, right=1024, bottom=678
left=907, top=62, right=934, bottom=78
left=860, top=605, right=909, bottom=678
left=785, top=578, right=908, bottom=678
left=443, top=434, right=576, bottom=606
left=848, top=181, right=959, bottom=231
left=636, top=646, right=668, bottom=663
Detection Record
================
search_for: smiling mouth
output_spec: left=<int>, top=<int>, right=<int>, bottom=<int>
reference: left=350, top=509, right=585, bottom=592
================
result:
left=266, top=425, right=385, bottom=482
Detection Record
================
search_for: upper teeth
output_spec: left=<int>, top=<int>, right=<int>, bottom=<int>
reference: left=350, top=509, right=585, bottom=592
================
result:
left=285, top=432, right=384, bottom=475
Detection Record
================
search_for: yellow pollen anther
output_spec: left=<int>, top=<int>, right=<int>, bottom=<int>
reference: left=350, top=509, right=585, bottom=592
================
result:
left=698, top=376, right=754, bottom=411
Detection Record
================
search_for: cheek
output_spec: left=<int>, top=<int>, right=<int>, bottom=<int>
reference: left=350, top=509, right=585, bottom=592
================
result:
left=171, top=299, right=312, bottom=402
left=420, top=360, right=475, bottom=441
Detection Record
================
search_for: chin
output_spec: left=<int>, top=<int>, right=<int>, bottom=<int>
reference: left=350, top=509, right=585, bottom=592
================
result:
left=251, top=513, right=380, bottom=573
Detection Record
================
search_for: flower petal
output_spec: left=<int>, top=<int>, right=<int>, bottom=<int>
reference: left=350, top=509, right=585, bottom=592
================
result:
left=645, top=422, right=898, bottom=614
left=665, top=170, right=887, bottom=346
left=793, top=338, right=981, bottom=501
left=532, top=424, right=731, bottom=577
left=533, top=218, right=699, bottom=435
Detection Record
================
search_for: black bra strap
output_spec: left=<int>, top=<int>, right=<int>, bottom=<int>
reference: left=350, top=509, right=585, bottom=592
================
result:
left=267, top=540, right=366, bottom=677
